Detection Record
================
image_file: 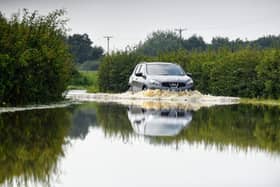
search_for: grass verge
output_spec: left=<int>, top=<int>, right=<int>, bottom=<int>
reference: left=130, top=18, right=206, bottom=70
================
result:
left=240, top=98, right=280, bottom=106
left=68, top=71, right=99, bottom=93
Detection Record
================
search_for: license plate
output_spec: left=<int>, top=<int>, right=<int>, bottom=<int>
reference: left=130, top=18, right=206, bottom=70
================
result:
left=169, top=83, right=178, bottom=87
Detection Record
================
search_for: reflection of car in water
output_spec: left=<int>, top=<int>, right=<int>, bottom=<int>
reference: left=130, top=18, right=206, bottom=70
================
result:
left=127, top=106, right=192, bottom=137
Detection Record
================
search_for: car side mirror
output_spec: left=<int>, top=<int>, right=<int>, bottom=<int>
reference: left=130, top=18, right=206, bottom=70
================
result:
left=186, top=72, right=192, bottom=77
left=135, top=72, right=146, bottom=79
left=136, top=72, right=143, bottom=77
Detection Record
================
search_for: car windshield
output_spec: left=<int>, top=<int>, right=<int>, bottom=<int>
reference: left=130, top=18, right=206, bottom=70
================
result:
left=146, top=64, right=185, bottom=76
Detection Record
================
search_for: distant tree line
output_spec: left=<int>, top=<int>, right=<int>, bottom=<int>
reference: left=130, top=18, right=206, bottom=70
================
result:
left=98, top=46, right=280, bottom=99
left=0, top=9, right=74, bottom=106
left=135, top=30, right=280, bottom=56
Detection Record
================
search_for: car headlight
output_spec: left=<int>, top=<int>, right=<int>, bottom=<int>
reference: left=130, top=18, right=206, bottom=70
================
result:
left=149, top=79, right=161, bottom=86
left=186, top=79, right=193, bottom=84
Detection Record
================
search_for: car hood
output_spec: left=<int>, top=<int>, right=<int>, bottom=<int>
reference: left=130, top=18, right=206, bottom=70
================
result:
left=147, top=75, right=191, bottom=82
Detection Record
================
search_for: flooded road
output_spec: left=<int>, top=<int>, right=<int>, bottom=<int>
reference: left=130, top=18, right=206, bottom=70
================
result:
left=0, top=103, right=279, bottom=187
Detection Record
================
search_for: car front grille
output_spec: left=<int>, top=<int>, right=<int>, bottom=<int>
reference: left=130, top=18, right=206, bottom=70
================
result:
left=161, top=111, right=186, bottom=117
left=162, top=82, right=186, bottom=88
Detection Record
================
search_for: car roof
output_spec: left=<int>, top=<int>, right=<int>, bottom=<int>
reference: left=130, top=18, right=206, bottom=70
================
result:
left=138, top=62, right=176, bottom=65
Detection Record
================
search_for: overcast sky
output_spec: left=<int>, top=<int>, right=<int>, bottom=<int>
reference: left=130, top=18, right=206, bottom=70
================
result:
left=1, top=0, right=279, bottom=51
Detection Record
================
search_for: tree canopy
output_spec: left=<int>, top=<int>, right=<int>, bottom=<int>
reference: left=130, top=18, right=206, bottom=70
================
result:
left=67, top=33, right=104, bottom=64
left=135, top=31, right=182, bottom=56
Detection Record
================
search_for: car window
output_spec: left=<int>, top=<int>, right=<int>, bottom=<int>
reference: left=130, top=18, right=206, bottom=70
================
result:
left=139, top=65, right=145, bottom=74
left=133, top=65, right=139, bottom=74
left=136, top=65, right=142, bottom=74
left=146, top=64, right=185, bottom=76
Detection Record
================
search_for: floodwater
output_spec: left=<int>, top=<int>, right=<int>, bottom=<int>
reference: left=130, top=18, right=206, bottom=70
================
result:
left=0, top=102, right=280, bottom=187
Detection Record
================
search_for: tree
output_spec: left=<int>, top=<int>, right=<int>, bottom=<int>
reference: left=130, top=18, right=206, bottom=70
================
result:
left=211, top=37, right=231, bottom=50
left=183, top=35, right=206, bottom=51
left=136, top=30, right=182, bottom=56
left=92, top=46, right=104, bottom=60
left=67, top=33, right=104, bottom=63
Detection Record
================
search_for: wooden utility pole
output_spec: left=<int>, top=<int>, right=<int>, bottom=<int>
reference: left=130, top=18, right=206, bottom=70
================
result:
left=104, top=36, right=113, bottom=54
left=175, top=28, right=187, bottom=40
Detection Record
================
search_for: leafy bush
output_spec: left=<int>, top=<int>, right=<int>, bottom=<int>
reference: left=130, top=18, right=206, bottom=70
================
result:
left=0, top=9, right=74, bottom=106
left=256, top=50, right=280, bottom=98
left=98, top=52, right=143, bottom=92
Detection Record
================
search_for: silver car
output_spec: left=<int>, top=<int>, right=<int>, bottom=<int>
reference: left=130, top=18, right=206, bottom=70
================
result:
left=129, top=62, right=193, bottom=91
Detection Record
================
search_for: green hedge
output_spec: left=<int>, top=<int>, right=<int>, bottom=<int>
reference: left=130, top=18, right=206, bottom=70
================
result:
left=0, top=10, right=74, bottom=106
left=98, top=49, right=280, bottom=99
left=98, top=52, right=143, bottom=92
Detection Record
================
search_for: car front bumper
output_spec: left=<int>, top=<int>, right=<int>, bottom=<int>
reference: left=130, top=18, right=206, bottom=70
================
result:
left=147, top=82, right=193, bottom=91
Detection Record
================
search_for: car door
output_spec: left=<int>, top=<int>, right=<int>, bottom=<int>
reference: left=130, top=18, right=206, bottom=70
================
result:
left=130, top=64, right=139, bottom=91
left=131, top=64, right=144, bottom=91
left=129, top=64, right=138, bottom=85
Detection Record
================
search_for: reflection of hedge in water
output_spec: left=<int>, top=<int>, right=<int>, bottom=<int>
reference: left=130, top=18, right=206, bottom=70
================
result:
left=70, top=106, right=98, bottom=140
left=149, top=105, right=280, bottom=153
left=94, top=103, right=280, bottom=153
left=95, top=103, right=134, bottom=140
left=0, top=109, right=71, bottom=186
